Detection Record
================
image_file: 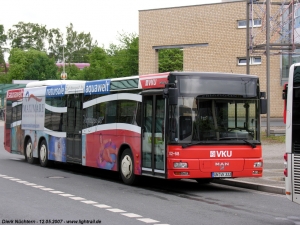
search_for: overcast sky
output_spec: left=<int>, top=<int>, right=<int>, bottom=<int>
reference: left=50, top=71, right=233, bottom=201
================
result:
left=1, top=0, right=221, bottom=49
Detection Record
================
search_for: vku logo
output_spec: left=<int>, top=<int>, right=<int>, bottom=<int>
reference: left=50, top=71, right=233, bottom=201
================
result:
left=210, top=150, right=232, bottom=158
left=145, top=79, right=157, bottom=86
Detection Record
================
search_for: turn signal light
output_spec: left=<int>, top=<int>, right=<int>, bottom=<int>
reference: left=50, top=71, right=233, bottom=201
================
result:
left=253, top=170, right=262, bottom=175
left=284, top=168, right=288, bottom=177
left=284, top=153, right=288, bottom=177
left=284, top=153, right=288, bottom=162
left=174, top=172, right=189, bottom=176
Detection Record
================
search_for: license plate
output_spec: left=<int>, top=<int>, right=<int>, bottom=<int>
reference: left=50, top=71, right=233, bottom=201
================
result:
left=212, top=172, right=232, bottom=178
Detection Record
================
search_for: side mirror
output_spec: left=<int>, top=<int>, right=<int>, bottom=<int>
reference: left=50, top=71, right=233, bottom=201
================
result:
left=282, top=89, right=287, bottom=100
left=260, top=99, right=267, bottom=114
left=168, top=88, right=178, bottom=105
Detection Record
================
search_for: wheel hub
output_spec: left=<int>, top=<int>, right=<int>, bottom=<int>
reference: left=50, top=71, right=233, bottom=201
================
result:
left=121, top=155, right=132, bottom=178
left=26, top=143, right=32, bottom=158
left=40, top=145, right=46, bottom=162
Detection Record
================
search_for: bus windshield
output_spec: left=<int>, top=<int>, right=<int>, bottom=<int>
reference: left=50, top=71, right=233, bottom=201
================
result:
left=169, top=98, right=258, bottom=143
left=167, top=74, right=259, bottom=143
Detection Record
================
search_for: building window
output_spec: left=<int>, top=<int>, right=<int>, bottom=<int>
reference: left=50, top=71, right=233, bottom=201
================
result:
left=238, top=19, right=262, bottom=28
left=238, top=57, right=262, bottom=65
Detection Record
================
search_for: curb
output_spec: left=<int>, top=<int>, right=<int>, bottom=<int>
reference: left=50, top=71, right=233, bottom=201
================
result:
left=212, top=179, right=285, bottom=195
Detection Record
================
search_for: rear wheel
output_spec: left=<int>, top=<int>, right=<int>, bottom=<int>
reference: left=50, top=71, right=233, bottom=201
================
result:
left=39, top=140, right=51, bottom=167
left=120, top=149, right=136, bottom=185
left=25, top=139, right=37, bottom=164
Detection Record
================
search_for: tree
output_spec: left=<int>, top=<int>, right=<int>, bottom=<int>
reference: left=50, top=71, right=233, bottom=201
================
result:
left=81, top=47, right=113, bottom=80
left=64, top=23, right=98, bottom=63
left=107, top=32, right=138, bottom=77
left=159, top=48, right=183, bottom=73
left=8, top=48, right=57, bottom=81
left=7, top=22, right=48, bottom=51
left=47, top=28, right=64, bottom=62
left=0, top=25, right=8, bottom=74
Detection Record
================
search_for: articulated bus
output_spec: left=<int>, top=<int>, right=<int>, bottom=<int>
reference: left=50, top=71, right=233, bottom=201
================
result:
left=283, top=63, right=300, bottom=204
left=4, top=72, right=267, bottom=185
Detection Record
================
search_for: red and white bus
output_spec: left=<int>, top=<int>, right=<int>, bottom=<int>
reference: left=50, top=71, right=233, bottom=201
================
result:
left=4, top=72, right=266, bottom=185
left=283, top=63, right=300, bottom=204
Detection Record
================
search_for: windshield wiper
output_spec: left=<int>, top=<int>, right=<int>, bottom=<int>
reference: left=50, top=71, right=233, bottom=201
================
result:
left=182, top=141, right=206, bottom=148
left=243, top=139, right=256, bottom=148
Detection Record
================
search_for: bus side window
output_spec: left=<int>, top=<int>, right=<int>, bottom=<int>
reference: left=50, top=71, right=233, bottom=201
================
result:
left=169, top=118, right=177, bottom=141
left=179, top=116, right=192, bottom=140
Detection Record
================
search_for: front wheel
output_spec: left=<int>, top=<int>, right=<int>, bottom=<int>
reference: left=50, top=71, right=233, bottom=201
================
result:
left=120, top=149, right=136, bottom=185
left=25, top=139, right=37, bottom=164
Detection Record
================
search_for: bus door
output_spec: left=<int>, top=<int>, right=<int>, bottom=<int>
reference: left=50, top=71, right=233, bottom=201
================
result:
left=4, top=101, right=12, bottom=152
left=66, top=94, right=83, bottom=164
left=141, top=94, right=166, bottom=177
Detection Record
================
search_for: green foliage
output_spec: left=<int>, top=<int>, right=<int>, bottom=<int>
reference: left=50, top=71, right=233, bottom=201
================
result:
left=64, top=23, right=98, bottom=63
left=81, top=47, right=114, bottom=80
left=159, top=49, right=183, bottom=73
left=8, top=48, right=57, bottom=81
left=107, top=32, right=138, bottom=77
left=8, top=22, right=48, bottom=51
left=0, top=25, right=8, bottom=74
left=47, top=28, right=64, bottom=62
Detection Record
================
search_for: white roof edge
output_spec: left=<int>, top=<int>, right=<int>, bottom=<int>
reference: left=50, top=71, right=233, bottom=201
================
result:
left=111, top=75, right=139, bottom=81
left=26, top=80, right=86, bottom=88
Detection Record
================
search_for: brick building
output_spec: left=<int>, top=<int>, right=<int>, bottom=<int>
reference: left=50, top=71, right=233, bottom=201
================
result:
left=139, top=0, right=285, bottom=117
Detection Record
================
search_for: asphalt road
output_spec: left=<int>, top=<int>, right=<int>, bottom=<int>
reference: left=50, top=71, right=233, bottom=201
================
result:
left=1, top=122, right=300, bottom=225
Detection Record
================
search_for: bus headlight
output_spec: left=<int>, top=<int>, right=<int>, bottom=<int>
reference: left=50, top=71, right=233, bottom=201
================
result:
left=254, top=162, right=262, bottom=168
left=174, top=162, right=188, bottom=168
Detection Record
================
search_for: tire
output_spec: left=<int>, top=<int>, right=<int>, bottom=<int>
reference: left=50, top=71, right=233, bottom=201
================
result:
left=120, top=149, right=136, bottom=185
left=195, top=178, right=213, bottom=184
left=39, top=140, right=51, bottom=167
left=25, top=138, right=37, bottom=164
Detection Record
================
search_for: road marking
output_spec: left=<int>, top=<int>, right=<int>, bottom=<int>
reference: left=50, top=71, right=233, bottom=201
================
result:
left=40, top=188, right=54, bottom=191
left=25, top=183, right=37, bottom=186
left=122, top=213, right=142, bottom=218
left=50, top=191, right=64, bottom=194
left=106, top=208, right=126, bottom=213
left=94, top=204, right=111, bottom=208
left=17, top=180, right=28, bottom=183
left=81, top=200, right=98, bottom=204
left=69, top=197, right=86, bottom=200
left=1, top=175, right=169, bottom=224
left=137, top=218, right=160, bottom=223
left=60, top=193, right=74, bottom=197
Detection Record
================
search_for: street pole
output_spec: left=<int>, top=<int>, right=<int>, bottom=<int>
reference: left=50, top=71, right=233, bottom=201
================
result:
left=63, top=45, right=65, bottom=75
left=61, top=45, right=67, bottom=80
left=266, top=0, right=270, bottom=136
